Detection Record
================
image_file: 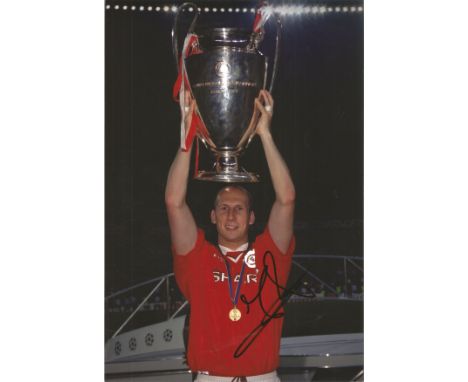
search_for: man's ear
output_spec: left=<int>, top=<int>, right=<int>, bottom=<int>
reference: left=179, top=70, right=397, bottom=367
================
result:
left=249, top=211, right=255, bottom=225
left=210, top=209, right=217, bottom=224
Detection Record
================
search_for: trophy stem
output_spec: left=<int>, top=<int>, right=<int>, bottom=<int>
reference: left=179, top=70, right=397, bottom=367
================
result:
left=216, top=152, right=239, bottom=173
left=195, top=151, right=259, bottom=183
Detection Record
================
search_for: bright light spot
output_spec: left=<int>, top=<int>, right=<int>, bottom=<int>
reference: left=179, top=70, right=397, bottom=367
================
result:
left=312, top=6, right=318, bottom=14
left=171, top=6, right=177, bottom=12
left=351, top=6, right=356, bottom=12
left=242, top=8, right=247, bottom=13
left=235, top=8, right=240, bottom=13
left=327, top=7, right=333, bottom=12
left=204, top=7, right=209, bottom=12
left=131, top=5, right=136, bottom=11
left=228, top=8, right=233, bottom=12
left=212, top=7, right=217, bottom=12
left=220, top=8, right=225, bottom=12
left=114, top=5, right=119, bottom=10
left=123, top=5, right=127, bottom=10
left=156, top=6, right=161, bottom=11
left=250, top=8, right=255, bottom=13
left=188, top=7, right=193, bottom=12
left=147, top=6, right=152, bottom=11
left=326, top=353, right=330, bottom=357
left=319, top=6, right=326, bottom=13
left=106, top=4, right=110, bottom=9
left=343, top=6, right=349, bottom=12
left=358, top=6, right=363, bottom=12
left=335, top=7, right=341, bottom=13
left=139, top=5, right=144, bottom=11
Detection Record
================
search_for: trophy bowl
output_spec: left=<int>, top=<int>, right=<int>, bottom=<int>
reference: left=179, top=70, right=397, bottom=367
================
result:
left=186, top=28, right=265, bottom=182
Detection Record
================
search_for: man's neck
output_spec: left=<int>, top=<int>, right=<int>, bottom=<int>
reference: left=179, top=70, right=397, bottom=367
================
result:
left=217, top=237, right=249, bottom=252
left=218, top=242, right=248, bottom=255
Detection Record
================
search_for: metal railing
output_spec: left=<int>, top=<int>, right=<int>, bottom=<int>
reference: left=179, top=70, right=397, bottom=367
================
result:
left=292, top=254, right=363, bottom=297
left=106, top=254, right=363, bottom=338
left=106, top=273, right=186, bottom=338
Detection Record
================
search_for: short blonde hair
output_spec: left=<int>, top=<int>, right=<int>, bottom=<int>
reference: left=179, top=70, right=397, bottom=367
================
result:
left=213, top=186, right=253, bottom=211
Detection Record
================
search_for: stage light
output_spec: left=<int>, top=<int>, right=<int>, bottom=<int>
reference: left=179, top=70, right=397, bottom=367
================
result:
left=250, top=8, right=255, bottom=13
left=148, top=6, right=152, bottom=11
left=242, top=8, right=247, bottom=13
left=351, top=6, right=356, bottom=12
left=358, top=6, right=363, bottom=12
left=188, top=7, right=193, bottom=12
left=212, top=7, right=217, bottom=12
left=319, top=6, right=326, bottom=14
left=343, top=6, right=349, bottom=12
left=220, top=8, right=225, bottom=12
left=312, top=6, right=318, bottom=14
left=156, top=6, right=161, bottom=11
left=163, top=6, right=169, bottom=12
left=235, top=8, right=240, bottom=13
left=171, top=6, right=177, bottom=12
left=228, top=8, right=233, bottom=12
left=131, top=5, right=136, bottom=11
left=122, top=5, right=127, bottom=10
left=139, top=5, right=144, bottom=11
left=335, top=7, right=341, bottom=13
left=106, top=4, right=110, bottom=9
left=114, top=5, right=119, bottom=10
left=327, top=7, right=333, bottom=12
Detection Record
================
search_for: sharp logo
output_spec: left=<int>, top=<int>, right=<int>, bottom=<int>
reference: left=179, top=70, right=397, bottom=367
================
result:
left=213, top=271, right=258, bottom=283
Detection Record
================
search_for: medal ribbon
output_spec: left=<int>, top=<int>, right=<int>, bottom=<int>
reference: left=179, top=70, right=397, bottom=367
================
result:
left=222, top=251, right=247, bottom=308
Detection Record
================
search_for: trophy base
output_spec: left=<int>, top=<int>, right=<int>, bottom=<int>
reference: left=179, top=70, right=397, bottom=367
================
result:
left=195, top=170, right=259, bottom=183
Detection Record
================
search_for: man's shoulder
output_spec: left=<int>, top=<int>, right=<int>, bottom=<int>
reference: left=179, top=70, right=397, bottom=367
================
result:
left=253, top=227, right=295, bottom=256
left=173, top=228, right=214, bottom=257
left=252, top=228, right=272, bottom=247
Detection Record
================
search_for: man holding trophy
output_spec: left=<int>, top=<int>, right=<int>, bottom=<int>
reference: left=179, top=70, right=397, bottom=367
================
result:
left=165, top=3, right=295, bottom=381
left=165, top=89, right=295, bottom=381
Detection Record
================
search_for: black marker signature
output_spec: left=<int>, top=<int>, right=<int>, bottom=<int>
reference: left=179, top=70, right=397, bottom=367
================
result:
left=234, top=251, right=314, bottom=358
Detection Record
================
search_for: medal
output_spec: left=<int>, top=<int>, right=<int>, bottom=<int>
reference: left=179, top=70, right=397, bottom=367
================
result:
left=220, top=246, right=248, bottom=322
left=229, top=307, right=242, bottom=321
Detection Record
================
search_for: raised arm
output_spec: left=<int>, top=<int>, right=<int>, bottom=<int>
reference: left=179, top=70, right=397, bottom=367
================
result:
left=165, top=95, right=198, bottom=255
left=255, top=90, right=295, bottom=253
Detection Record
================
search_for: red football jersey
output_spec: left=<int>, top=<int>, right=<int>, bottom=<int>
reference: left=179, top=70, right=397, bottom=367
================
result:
left=173, top=228, right=295, bottom=377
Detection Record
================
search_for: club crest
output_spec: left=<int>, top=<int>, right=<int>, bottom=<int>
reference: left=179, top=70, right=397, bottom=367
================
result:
left=244, top=249, right=256, bottom=269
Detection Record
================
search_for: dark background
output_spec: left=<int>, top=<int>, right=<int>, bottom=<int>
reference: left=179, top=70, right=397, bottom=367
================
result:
left=105, top=0, right=363, bottom=295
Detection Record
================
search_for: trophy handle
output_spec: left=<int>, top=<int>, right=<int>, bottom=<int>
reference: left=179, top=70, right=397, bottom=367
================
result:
left=172, top=2, right=200, bottom=73
left=267, top=13, right=282, bottom=93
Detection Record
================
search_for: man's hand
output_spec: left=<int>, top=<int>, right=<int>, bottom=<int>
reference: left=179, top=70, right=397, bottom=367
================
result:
left=181, top=91, right=197, bottom=132
left=254, top=90, right=274, bottom=138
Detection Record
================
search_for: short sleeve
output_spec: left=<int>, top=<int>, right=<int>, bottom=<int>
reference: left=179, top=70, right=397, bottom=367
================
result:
left=256, top=228, right=295, bottom=261
left=172, top=229, right=206, bottom=301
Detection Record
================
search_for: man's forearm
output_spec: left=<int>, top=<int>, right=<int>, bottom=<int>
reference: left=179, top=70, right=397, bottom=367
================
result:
left=165, top=146, right=192, bottom=208
left=260, top=132, right=295, bottom=204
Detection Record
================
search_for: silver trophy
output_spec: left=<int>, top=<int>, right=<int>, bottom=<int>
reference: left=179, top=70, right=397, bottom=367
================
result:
left=172, top=3, right=281, bottom=182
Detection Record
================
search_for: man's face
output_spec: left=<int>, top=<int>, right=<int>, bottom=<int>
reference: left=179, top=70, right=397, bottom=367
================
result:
left=210, top=187, right=255, bottom=248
